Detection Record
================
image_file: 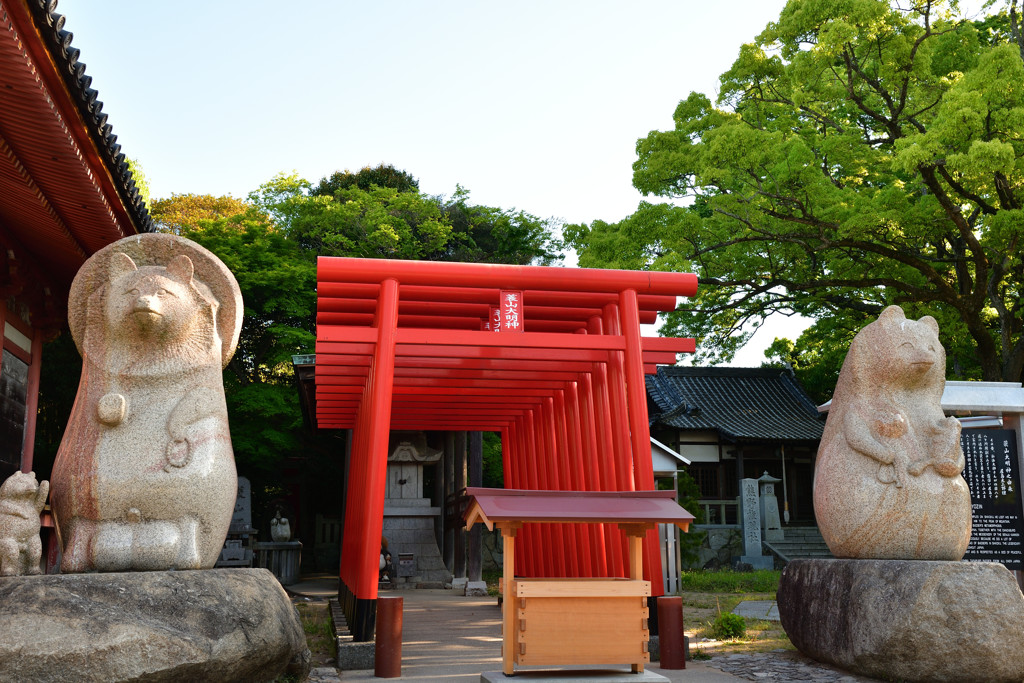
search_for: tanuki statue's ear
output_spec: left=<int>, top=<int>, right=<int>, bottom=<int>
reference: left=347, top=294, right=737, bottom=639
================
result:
left=920, top=315, right=939, bottom=335
left=108, top=252, right=137, bottom=281
left=878, top=305, right=906, bottom=326
left=166, top=255, right=194, bottom=284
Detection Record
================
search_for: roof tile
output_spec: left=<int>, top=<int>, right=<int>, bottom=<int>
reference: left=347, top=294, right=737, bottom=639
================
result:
left=646, top=366, right=823, bottom=442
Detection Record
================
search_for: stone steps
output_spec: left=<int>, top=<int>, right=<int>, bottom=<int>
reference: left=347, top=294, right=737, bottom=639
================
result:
left=763, top=527, right=833, bottom=564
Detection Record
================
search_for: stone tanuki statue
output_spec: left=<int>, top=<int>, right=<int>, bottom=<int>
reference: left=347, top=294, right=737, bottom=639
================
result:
left=0, top=471, right=48, bottom=576
left=270, top=511, right=291, bottom=542
left=50, top=234, right=243, bottom=572
left=814, top=305, right=971, bottom=560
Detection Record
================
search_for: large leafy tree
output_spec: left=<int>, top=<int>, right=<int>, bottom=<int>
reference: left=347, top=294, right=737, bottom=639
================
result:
left=259, top=168, right=561, bottom=265
left=310, top=164, right=420, bottom=197
left=565, top=0, right=1024, bottom=385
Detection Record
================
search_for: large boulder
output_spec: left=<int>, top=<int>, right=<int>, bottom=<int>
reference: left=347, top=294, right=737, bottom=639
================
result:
left=778, top=558, right=1024, bottom=683
left=0, top=568, right=310, bottom=682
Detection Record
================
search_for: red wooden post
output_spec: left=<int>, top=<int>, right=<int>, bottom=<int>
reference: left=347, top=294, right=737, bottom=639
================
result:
left=587, top=318, right=625, bottom=578
left=602, top=303, right=635, bottom=493
left=375, top=595, right=404, bottom=677
left=620, top=288, right=666, bottom=593
left=553, top=392, right=579, bottom=576
left=657, top=596, right=686, bottom=669
left=359, top=278, right=400, bottom=599
left=579, top=372, right=608, bottom=576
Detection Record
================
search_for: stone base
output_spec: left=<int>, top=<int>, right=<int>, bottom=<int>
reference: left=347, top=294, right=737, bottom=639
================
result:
left=647, top=635, right=690, bottom=662
left=336, top=640, right=375, bottom=670
left=466, top=580, right=488, bottom=597
left=736, top=555, right=773, bottom=570
left=778, top=559, right=1024, bottom=683
left=0, top=568, right=310, bottom=683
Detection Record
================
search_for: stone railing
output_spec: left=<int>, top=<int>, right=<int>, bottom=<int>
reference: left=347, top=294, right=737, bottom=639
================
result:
left=698, top=498, right=740, bottom=527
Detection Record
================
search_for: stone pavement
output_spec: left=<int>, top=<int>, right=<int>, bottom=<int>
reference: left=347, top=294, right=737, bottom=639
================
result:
left=288, top=576, right=884, bottom=682
left=730, top=600, right=780, bottom=621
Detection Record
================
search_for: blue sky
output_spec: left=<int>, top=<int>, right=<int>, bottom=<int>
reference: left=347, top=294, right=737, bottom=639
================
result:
left=60, top=0, right=802, bottom=363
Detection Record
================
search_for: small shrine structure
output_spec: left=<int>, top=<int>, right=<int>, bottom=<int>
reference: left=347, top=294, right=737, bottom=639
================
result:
left=314, top=257, right=698, bottom=639
left=463, top=487, right=694, bottom=674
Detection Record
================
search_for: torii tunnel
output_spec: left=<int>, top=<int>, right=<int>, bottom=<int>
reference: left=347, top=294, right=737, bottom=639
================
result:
left=314, top=257, right=698, bottom=639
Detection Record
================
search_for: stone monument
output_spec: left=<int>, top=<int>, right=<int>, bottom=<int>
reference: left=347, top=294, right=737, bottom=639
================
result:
left=779, top=305, right=1024, bottom=683
left=738, top=477, right=771, bottom=569
left=0, top=471, right=47, bottom=575
left=0, top=234, right=310, bottom=682
left=51, top=234, right=242, bottom=573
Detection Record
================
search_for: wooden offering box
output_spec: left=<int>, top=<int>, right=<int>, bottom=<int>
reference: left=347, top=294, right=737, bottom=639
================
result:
left=463, top=488, right=694, bottom=675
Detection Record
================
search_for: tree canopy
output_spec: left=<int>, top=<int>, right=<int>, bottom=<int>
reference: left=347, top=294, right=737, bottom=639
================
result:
left=564, top=0, right=1024, bottom=391
left=310, top=164, right=420, bottom=197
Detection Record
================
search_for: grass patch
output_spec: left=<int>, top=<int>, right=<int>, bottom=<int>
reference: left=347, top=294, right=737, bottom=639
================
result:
left=679, top=568, right=781, bottom=593
left=678, top=569, right=793, bottom=657
left=295, top=602, right=336, bottom=664
left=483, top=569, right=502, bottom=597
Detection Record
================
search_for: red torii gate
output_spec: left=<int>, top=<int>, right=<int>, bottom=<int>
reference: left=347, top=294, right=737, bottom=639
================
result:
left=315, top=257, right=697, bottom=639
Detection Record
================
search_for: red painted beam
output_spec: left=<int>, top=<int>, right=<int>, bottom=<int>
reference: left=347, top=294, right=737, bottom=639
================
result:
left=318, top=257, right=698, bottom=296
left=319, top=282, right=679, bottom=313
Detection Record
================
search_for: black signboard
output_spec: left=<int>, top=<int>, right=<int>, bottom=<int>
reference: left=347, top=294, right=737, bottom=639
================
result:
left=0, top=349, right=28, bottom=475
left=961, top=428, right=1024, bottom=569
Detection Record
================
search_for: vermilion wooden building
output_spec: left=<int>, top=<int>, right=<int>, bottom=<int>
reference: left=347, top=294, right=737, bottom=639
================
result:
left=315, top=257, right=698, bottom=639
left=0, top=0, right=150, bottom=480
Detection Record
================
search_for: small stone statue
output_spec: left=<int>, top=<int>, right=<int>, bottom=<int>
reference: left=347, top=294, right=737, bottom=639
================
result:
left=270, top=512, right=291, bottom=542
left=50, top=234, right=243, bottom=572
left=814, top=305, right=971, bottom=560
left=0, top=471, right=48, bottom=576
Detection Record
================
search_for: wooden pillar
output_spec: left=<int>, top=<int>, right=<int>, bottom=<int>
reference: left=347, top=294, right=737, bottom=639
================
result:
left=467, top=431, right=483, bottom=583
left=454, top=431, right=467, bottom=579
left=619, top=288, right=665, bottom=595
left=588, top=317, right=627, bottom=577
left=20, top=328, right=43, bottom=473
left=443, top=431, right=455, bottom=571
left=338, top=276, right=399, bottom=641
left=498, top=521, right=521, bottom=676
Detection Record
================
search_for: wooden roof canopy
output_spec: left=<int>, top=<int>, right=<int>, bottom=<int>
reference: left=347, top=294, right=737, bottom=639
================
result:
left=1, top=0, right=151, bottom=327
left=463, top=488, right=695, bottom=531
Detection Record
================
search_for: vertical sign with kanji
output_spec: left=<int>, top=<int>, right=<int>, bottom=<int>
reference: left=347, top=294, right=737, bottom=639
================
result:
left=488, top=306, right=501, bottom=332
left=500, top=290, right=523, bottom=333
left=961, top=428, right=1024, bottom=569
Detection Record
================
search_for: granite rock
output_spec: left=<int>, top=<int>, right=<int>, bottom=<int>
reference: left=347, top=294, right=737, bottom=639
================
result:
left=814, top=305, right=971, bottom=560
left=50, top=233, right=243, bottom=572
left=0, top=471, right=48, bottom=575
left=778, top=558, right=1024, bottom=683
left=0, top=568, right=310, bottom=682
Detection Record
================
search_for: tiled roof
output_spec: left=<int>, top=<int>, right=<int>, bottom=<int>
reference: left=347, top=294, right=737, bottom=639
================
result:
left=646, top=366, right=824, bottom=443
left=26, top=0, right=153, bottom=232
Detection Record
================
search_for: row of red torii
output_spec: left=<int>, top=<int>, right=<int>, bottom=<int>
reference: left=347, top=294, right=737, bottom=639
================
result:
left=314, top=257, right=698, bottom=640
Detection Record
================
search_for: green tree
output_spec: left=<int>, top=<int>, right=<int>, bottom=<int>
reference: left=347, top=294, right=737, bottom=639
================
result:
left=440, top=187, right=562, bottom=265
left=565, top=0, right=1024, bottom=384
left=311, top=164, right=420, bottom=197
left=149, top=193, right=255, bottom=234
left=126, top=158, right=151, bottom=208
left=258, top=172, right=560, bottom=266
